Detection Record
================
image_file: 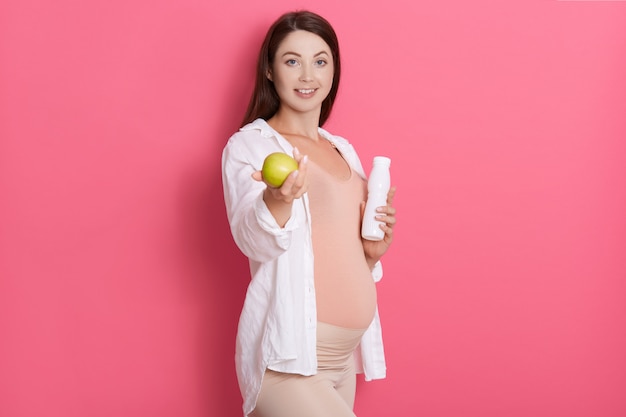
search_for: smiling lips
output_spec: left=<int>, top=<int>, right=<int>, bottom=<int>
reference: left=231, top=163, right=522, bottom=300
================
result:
left=296, top=88, right=317, bottom=96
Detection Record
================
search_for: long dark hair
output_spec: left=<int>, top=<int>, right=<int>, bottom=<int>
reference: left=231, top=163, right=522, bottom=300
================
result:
left=241, top=11, right=341, bottom=128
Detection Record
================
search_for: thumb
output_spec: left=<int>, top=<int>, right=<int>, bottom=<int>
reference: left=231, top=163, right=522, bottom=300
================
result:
left=252, top=171, right=263, bottom=182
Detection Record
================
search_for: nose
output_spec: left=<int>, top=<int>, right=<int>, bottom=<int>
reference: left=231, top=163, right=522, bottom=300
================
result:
left=299, top=66, right=313, bottom=82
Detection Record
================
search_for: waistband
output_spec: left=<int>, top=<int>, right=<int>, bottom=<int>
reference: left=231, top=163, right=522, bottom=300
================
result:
left=316, top=322, right=366, bottom=370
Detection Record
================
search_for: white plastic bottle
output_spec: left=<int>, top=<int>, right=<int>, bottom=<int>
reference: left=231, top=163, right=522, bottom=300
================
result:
left=361, top=156, right=391, bottom=241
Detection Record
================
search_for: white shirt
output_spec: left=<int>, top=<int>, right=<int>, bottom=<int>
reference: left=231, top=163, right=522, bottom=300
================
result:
left=221, top=119, right=386, bottom=417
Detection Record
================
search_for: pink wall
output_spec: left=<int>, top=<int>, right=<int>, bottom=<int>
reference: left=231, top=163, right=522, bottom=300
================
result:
left=1, top=1, right=625, bottom=416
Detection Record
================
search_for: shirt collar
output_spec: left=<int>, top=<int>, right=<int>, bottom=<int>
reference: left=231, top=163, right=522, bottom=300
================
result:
left=240, top=118, right=276, bottom=138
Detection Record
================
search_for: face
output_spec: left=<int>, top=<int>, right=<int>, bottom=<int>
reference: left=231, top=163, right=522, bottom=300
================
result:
left=268, top=30, right=334, bottom=118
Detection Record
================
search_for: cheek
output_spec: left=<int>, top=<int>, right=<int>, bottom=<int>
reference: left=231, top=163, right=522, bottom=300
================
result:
left=323, top=66, right=334, bottom=83
left=275, top=79, right=291, bottom=95
left=324, top=73, right=334, bottom=88
left=273, top=70, right=293, bottom=88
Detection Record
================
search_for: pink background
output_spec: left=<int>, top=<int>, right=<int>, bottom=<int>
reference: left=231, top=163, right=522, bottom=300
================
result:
left=1, top=1, right=625, bottom=416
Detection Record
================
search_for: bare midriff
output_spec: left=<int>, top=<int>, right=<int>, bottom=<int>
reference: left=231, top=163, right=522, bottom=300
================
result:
left=307, top=159, right=377, bottom=330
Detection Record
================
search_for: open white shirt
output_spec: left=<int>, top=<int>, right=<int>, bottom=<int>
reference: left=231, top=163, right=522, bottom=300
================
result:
left=222, top=119, right=386, bottom=417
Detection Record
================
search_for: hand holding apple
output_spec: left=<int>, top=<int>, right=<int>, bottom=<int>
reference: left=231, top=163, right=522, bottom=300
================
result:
left=252, top=147, right=309, bottom=224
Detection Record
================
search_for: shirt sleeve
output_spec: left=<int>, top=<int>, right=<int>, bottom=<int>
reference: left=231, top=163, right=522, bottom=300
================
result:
left=371, top=260, right=383, bottom=282
left=222, top=134, right=303, bottom=263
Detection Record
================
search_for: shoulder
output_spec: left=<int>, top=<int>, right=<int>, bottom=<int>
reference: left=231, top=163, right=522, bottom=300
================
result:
left=225, top=119, right=279, bottom=153
left=318, top=126, right=351, bottom=148
left=318, top=126, right=366, bottom=176
left=227, top=119, right=273, bottom=144
left=318, top=126, right=359, bottom=160
left=223, top=119, right=290, bottom=166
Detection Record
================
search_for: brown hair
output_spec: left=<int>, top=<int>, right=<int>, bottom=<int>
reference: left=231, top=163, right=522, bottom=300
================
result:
left=241, top=11, right=341, bottom=127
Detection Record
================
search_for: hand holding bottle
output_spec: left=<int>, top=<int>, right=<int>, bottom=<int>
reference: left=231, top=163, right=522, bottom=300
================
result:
left=362, top=157, right=392, bottom=241
left=361, top=186, right=397, bottom=269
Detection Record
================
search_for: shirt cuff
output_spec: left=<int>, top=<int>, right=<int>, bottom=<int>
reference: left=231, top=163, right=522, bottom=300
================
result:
left=254, top=193, right=300, bottom=249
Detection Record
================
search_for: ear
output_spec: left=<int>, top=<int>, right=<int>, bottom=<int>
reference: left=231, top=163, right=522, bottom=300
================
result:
left=266, top=68, right=273, bottom=82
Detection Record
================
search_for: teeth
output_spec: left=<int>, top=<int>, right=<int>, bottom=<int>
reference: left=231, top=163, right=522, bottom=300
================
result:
left=298, top=89, right=315, bottom=94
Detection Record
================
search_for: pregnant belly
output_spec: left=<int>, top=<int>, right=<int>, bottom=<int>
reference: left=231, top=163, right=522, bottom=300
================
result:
left=314, top=259, right=377, bottom=329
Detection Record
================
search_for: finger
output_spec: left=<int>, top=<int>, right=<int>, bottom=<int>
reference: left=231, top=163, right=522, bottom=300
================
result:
left=290, top=155, right=308, bottom=197
left=292, top=146, right=303, bottom=163
left=295, top=155, right=308, bottom=187
left=279, top=169, right=299, bottom=193
left=378, top=223, right=394, bottom=243
left=387, top=186, right=397, bottom=205
left=382, top=223, right=394, bottom=234
left=252, top=171, right=264, bottom=182
left=376, top=206, right=396, bottom=217
left=376, top=213, right=397, bottom=227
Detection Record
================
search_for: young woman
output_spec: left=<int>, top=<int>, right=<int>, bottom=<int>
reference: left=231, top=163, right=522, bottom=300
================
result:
left=222, top=10, right=397, bottom=417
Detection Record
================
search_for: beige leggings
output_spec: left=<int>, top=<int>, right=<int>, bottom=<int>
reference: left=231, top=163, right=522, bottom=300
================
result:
left=251, top=322, right=366, bottom=417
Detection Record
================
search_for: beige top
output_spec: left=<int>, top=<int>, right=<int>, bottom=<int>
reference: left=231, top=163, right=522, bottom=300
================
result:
left=307, top=159, right=377, bottom=330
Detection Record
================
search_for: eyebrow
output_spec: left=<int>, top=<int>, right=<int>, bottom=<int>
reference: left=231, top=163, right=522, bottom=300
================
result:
left=281, top=51, right=330, bottom=58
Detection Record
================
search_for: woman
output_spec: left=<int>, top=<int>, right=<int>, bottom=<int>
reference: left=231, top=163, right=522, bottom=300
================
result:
left=222, top=10, right=397, bottom=417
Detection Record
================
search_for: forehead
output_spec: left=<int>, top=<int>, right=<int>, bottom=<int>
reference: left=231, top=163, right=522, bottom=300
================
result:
left=276, top=30, right=331, bottom=55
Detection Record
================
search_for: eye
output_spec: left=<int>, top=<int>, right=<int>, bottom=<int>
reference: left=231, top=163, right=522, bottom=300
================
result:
left=286, top=59, right=298, bottom=66
left=315, top=59, right=327, bottom=66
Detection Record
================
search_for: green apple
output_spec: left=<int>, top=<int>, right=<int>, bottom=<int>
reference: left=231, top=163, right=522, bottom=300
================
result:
left=261, top=152, right=298, bottom=187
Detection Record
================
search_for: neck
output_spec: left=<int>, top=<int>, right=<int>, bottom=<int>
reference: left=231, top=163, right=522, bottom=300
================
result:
left=268, top=107, right=321, bottom=140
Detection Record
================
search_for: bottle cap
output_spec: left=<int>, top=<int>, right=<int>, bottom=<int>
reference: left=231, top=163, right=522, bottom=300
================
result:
left=372, top=156, right=391, bottom=166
